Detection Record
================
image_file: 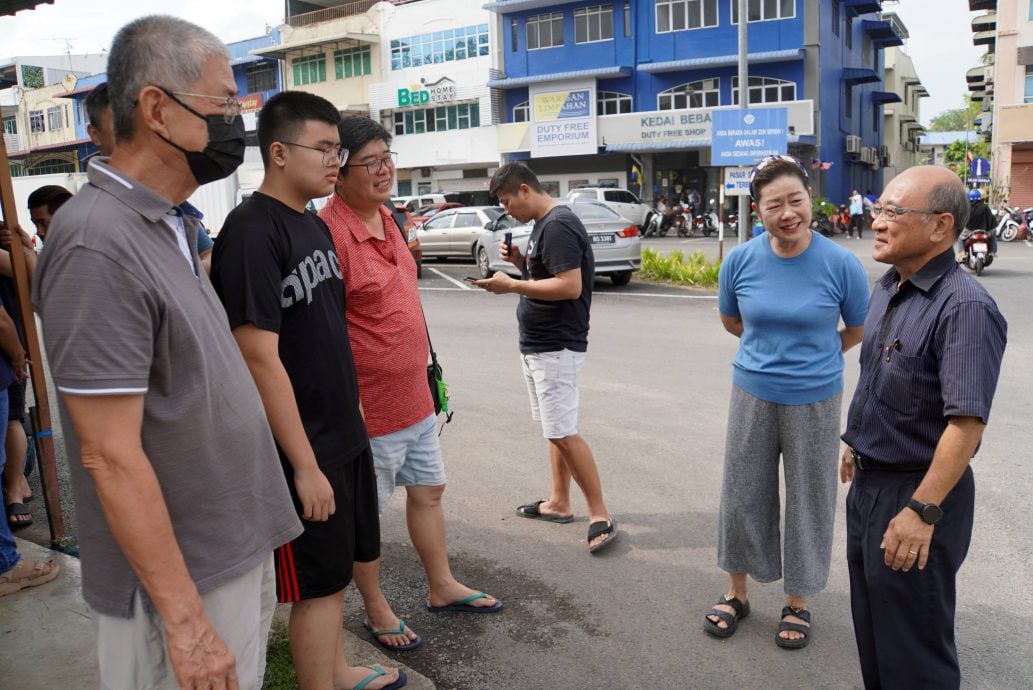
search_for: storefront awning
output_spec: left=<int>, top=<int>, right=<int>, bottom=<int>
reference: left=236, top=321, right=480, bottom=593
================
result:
left=603, top=139, right=711, bottom=152
left=871, top=91, right=902, bottom=104
left=638, top=49, right=804, bottom=74
left=843, top=68, right=881, bottom=85
left=861, top=20, right=903, bottom=47
left=843, top=0, right=882, bottom=16
left=487, top=65, right=631, bottom=89
left=251, top=31, right=380, bottom=60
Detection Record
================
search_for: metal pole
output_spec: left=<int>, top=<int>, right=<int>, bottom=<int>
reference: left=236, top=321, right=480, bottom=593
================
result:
left=737, top=0, right=749, bottom=243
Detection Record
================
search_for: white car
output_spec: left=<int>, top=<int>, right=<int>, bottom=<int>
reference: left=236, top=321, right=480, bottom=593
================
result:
left=391, top=194, right=447, bottom=213
left=565, top=187, right=654, bottom=230
left=475, top=202, right=641, bottom=286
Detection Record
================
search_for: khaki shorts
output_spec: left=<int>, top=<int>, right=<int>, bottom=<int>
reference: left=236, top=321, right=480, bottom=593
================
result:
left=521, top=349, right=586, bottom=439
left=93, top=555, right=275, bottom=690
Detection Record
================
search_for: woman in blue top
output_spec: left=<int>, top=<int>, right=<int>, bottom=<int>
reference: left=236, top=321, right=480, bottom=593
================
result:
left=704, top=156, right=869, bottom=649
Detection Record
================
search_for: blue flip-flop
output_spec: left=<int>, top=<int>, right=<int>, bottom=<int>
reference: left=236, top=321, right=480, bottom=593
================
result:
left=425, top=591, right=503, bottom=614
left=354, top=665, right=407, bottom=690
left=362, top=618, right=422, bottom=651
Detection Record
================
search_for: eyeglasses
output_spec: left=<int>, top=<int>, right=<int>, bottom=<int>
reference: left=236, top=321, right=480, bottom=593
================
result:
left=281, top=142, right=349, bottom=167
left=162, top=89, right=242, bottom=124
left=342, top=152, right=397, bottom=175
left=870, top=205, right=946, bottom=222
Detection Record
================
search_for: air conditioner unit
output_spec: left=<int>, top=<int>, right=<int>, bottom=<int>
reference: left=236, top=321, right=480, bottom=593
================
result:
left=858, top=147, right=868, bottom=164
left=878, top=144, right=889, bottom=158
left=845, top=135, right=862, bottom=154
left=883, top=152, right=891, bottom=167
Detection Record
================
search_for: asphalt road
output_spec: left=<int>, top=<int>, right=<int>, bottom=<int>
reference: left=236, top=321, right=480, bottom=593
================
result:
left=360, top=233, right=1033, bottom=689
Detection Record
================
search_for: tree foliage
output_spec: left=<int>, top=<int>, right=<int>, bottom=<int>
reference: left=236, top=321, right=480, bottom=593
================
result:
left=928, top=96, right=982, bottom=132
left=942, top=138, right=989, bottom=180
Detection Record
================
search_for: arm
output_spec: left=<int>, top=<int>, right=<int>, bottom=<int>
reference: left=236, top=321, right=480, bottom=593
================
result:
left=474, top=266, right=582, bottom=300
left=0, top=304, right=27, bottom=380
left=840, top=325, right=863, bottom=352
left=231, top=323, right=334, bottom=522
left=0, top=223, right=37, bottom=281
left=199, top=248, right=212, bottom=277
left=720, top=313, right=743, bottom=338
left=62, top=393, right=238, bottom=690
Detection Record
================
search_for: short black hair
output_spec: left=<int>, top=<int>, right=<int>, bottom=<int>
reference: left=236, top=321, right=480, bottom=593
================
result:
left=489, top=162, right=543, bottom=197
left=257, top=91, right=341, bottom=168
left=336, top=116, right=392, bottom=177
left=27, top=185, right=73, bottom=213
left=85, top=83, right=109, bottom=127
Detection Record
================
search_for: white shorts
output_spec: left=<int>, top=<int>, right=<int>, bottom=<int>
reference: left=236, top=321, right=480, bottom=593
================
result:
left=93, top=556, right=275, bottom=690
left=521, top=349, right=586, bottom=440
left=368, top=414, right=447, bottom=513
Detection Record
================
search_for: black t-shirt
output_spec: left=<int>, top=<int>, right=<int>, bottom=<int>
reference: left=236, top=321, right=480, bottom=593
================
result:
left=211, top=192, right=367, bottom=468
left=517, top=205, right=594, bottom=354
left=968, top=201, right=995, bottom=233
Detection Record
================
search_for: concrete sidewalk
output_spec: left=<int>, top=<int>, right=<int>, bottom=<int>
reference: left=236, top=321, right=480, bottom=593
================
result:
left=0, top=537, right=434, bottom=689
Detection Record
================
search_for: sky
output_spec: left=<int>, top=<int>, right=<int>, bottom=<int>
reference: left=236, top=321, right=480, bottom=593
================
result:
left=0, top=0, right=985, bottom=126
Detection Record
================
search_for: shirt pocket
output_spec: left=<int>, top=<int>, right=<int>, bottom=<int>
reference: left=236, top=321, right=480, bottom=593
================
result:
left=873, top=352, right=936, bottom=417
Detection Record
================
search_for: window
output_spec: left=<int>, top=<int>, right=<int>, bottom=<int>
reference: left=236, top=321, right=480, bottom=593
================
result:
left=832, top=0, right=839, bottom=36
left=845, top=83, right=853, bottom=118
left=391, top=25, right=490, bottom=69
left=292, top=54, right=327, bottom=85
left=513, top=101, right=529, bottom=122
left=1029, top=1, right=1033, bottom=20
left=624, top=3, right=632, bottom=36
left=598, top=90, right=632, bottom=115
left=527, top=12, right=564, bottom=49
left=845, top=15, right=852, bottom=49
left=1026, top=65, right=1033, bottom=103
left=29, top=110, right=44, bottom=133
left=335, top=46, right=371, bottom=79
left=873, top=102, right=879, bottom=131
left=575, top=5, right=614, bottom=44
left=731, top=76, right=796, bottom=105
left=656, top=0, right=718, bottom=32
left=246, top=64, right=277, bottom=93
left=732, top=0, right=795, bottom=23
left=46, top=106, right=63, bottom=130
left=453, top=212, right=482, bottom=228
left=28, top=158, right=74, bottom=175
left=393, top=103, right=481, bottom=135
left=863, top=35, right=872, bottom=64
left=511, top=19, right=518, bottom=51
left=659, top=79, right=720, bottom=109
left=3, top=116, right=16, bottom=135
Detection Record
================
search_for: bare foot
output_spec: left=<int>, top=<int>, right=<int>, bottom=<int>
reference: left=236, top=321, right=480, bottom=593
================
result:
left=779, top=598, right=810, bottom=642
left=334, top=664, right=400, bottom=690
left=428, top=582, right=498, bottom=610
left=706, top=594, right=748, bottom=630
left=364, top=602, right=419, bottom=649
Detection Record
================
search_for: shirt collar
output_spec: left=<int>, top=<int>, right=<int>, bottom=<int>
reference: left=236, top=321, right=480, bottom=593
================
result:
left=878, top=248, right=956, bottom=294
left=326, top=193, right=392, bottom=244
left=87, top=158, right=180, bottom=224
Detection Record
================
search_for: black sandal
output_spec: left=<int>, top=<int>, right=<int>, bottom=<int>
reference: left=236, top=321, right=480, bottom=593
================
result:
left=703, top=595, right=750, bottom=638
left=775, top=606, right=811, bottom=649
left=587, top=518, right=619, bottom=553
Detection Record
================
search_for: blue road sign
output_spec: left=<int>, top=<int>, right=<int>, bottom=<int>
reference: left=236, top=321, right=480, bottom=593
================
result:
left=971, top=157, right=990, bottom=177
left=711, top=108, right=788, bottom=164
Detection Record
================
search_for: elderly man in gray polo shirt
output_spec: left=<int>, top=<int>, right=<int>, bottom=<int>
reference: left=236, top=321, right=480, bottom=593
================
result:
left=33, top=16, right=301, bottom=690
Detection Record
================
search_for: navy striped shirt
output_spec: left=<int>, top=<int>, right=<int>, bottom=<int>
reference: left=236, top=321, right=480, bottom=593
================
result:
left=843, top=249, right=1007, bottom=464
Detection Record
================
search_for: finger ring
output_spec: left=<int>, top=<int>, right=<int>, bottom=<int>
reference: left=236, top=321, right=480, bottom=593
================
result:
left=908, top=550, right=918, bottom=555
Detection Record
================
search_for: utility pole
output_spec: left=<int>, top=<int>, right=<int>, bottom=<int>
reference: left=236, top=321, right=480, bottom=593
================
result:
left=737, top=0, right=749, bottom=242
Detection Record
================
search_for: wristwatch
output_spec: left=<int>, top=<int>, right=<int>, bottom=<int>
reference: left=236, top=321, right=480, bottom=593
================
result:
left=907, top=498, right=943, bottom=525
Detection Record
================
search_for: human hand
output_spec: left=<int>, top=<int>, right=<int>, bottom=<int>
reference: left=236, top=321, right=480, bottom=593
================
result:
left=294, top=465, right=335, bottom=522
left=881, top=508, right=933, bottom=572
left=0, top=222, right=33, bottom=253
left=164, top=614, right=239, bottom=690
left=11, top=352, right=29, bottom=382
left=473, top=272, right=516, bottom=294
left=499, top=241, right=521, bottom=265
left=840, top=447, right=855, bottom=483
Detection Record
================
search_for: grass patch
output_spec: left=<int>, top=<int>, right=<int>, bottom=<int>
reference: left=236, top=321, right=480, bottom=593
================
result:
left=639, top=248, right=721, bottom=287
left=262, top=619, right=296, bottom=690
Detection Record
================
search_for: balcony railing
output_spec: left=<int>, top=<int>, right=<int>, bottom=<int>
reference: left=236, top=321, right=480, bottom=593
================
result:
left=3, top=132, right=27, bottom=154
left=286, top=0, right=380, bottom=28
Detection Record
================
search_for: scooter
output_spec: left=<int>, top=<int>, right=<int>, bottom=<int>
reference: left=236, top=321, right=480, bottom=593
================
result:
left=810, top=213, right=835, bottom=237
left=960, top=229, right=994, bottom=276
left=993, top=205, right=1022, bottom=242
left=693, top=200, right=717, bottom=237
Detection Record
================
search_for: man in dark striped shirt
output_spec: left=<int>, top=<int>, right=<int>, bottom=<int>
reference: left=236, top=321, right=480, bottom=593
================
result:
left=840, top=166, right=1006, bottom=689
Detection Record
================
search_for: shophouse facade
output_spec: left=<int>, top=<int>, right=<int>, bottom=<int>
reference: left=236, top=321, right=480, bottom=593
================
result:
left=879, top=38, right=927, bottom=187
left=486, top=0, right=908, bottom=206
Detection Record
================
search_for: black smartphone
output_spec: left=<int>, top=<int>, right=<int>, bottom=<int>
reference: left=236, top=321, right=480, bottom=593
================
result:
left=463, top=276, right=479, bottom=283
left=504, top=231, right=513, bottom=251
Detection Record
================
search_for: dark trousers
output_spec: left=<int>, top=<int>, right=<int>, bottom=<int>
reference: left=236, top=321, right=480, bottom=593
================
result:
left=846, top=466, right=974, bottom=689
left=850, top=213, right=864, bottom=237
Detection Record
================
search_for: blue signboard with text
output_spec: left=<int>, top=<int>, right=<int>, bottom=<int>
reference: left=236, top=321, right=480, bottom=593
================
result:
left=711, top=108, right=788, bottom=164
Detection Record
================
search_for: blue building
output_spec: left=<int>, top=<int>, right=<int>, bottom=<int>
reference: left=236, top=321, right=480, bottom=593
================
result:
left=485, top=0, right=905, bottom=206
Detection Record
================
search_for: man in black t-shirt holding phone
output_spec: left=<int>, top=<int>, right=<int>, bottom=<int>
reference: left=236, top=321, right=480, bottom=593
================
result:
left=473, top=163, right=618, bottom=555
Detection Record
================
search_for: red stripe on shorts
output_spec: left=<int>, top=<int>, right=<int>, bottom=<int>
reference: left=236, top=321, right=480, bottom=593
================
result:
left=284, top=543, right=300, bottom=602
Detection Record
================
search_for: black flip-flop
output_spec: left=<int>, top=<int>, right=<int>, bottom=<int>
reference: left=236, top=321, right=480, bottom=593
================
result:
left=516, top=500, right=574, bottom=523
left=6, top=502, right=32, bottom=528
left=587, top=518, right=619, bottom=554
left=703, top=595, right=750, bottom=638
left=775, top=606, right=811, bottom=649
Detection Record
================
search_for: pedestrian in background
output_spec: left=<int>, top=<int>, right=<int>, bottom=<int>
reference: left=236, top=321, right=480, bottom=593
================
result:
left=849, top=189, right=864, bottom=239
left=841, top=166, right=1006, bottom=688
left=706, top=155, right=869, bottom=648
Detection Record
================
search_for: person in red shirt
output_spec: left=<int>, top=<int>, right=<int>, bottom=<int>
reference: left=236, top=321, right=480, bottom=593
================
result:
left=319, top=117, right=502, bottom=652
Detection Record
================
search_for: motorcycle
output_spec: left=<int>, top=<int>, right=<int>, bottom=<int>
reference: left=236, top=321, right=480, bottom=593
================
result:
left=693, top=199, right=718, bottom=238
left=992, top=205, right=1022, bottom=242
left=960, top=229, right=994, bottom=276
left=726, top=212, right=738, bottom=234
left=810, top=213, right=835, bottom=237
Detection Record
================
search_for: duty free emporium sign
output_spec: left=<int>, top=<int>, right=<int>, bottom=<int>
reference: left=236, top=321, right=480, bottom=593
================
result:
left=711, top=108, right=788, bottom=164
left=529, top=80, right=597, bottom=159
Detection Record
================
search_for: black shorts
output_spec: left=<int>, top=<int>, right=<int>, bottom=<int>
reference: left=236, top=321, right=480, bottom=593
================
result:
left=274, top=446, right=381, bottom=602
left=7, top=380, right=26, bottom=422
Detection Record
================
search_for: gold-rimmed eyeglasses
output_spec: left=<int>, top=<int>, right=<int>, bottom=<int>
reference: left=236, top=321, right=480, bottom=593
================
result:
left=342, top=151, right=397, bottom=175
left=281, top=142, right=349, bottom=167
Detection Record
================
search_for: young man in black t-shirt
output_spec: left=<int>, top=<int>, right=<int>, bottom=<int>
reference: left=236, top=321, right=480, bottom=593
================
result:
left=211, top=92, right=404, bottom=690
left=474, top=163, right=618, bottom=555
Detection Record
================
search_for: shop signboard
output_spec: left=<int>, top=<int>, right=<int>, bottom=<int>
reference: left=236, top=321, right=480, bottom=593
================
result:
left=529, top=80, right=596, bottom=158
left=397, top=77, right=457, bottom=107
left=711, top=108, right=788, bottom=164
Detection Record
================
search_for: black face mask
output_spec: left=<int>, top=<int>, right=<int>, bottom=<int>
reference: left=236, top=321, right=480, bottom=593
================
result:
left=158, top=90, right=245, bottom=185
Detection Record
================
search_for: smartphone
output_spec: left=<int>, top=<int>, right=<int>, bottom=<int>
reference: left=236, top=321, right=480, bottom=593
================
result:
left=504, top=231, right=513, bottom=252
left=463, top=276, right=479, bottom=283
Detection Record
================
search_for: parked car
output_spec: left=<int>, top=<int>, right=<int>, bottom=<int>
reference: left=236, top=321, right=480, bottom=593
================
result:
left=392, top=194, right=447, bottom=213
left=418, top=206, right=505, bottom=261
left=475, top=201, right=641, bottom=285
left=391, top=204, right=423, bottom=278
left=566, top=186, right=654, bottom=230
left=412, top=202, right=463, bottom=226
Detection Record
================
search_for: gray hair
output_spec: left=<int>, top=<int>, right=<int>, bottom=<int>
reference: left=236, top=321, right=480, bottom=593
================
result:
left=927, top=177, right=969, bottom=238
left=107, top=15, right=228, bottom=140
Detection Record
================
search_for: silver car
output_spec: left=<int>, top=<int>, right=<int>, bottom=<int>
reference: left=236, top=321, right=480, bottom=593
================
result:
left=418, top=206, right=504, bottom=261
left=475, top=202, right=642, bottom=285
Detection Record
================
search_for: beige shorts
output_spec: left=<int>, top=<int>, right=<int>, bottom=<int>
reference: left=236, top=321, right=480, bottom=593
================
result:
left=521, top=349, right=586, bottom=439
left=93, top=555, right=275, bottom=690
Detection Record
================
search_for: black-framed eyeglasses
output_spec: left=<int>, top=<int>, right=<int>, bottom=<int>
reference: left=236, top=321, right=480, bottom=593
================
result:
left=281, top=142, right=349, bottom=167
left=342, top=151, right=397, bottom=175
left=160, top=88, right=242, bottom=124
left=870, top=205, right=945, bottom=222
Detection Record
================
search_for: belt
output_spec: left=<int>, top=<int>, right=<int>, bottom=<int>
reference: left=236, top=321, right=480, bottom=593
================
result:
left=851, top=449, right=929, bottom=473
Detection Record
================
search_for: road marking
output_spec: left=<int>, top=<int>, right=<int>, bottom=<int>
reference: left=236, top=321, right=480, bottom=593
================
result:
left=429, top=267, right=472, bottom=289
left=601, top=291, right=717, bottom=299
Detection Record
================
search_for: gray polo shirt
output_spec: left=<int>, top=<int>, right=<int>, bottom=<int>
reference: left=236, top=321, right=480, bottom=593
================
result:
left=33, top=160, right=302, bottom=617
